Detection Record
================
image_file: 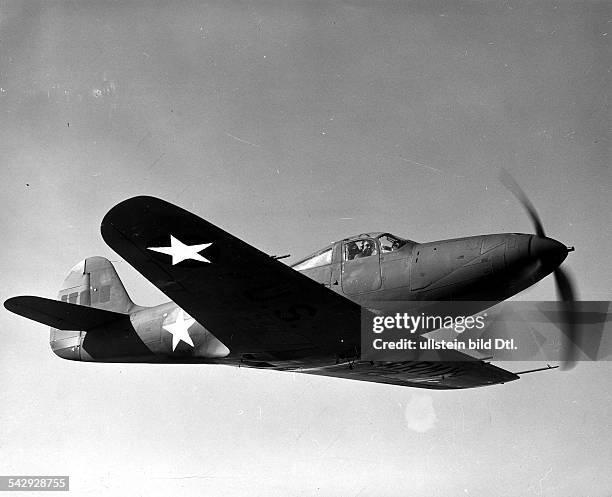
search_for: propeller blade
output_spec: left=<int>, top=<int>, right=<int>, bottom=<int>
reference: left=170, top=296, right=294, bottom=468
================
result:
left=554, top=268, right=580, bottom=370
left=499, top=168, right=546, bottom=238
left=499, top=168, right=580, bottom=370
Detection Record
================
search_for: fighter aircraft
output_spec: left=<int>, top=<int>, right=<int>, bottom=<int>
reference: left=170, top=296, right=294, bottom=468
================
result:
left=4, top=173, right=582, bottom=389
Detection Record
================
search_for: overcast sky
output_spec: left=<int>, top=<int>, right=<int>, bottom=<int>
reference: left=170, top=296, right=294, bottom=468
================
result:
left=1, top=1, right=610, bottom=495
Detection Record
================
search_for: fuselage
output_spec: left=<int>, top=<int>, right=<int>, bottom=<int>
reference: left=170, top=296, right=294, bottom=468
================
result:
left=50, top=231, right=568, bottom=364
left=293, top=232, right=559, bottom=309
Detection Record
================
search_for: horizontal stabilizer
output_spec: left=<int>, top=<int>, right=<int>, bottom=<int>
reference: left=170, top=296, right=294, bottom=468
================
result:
left=5, top=296, right=127, bottom=331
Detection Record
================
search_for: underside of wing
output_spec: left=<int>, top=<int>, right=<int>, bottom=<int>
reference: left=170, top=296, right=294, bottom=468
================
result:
left=298, top=359, right=519, bottom=389
left=101, top=196, right=362, bottom=359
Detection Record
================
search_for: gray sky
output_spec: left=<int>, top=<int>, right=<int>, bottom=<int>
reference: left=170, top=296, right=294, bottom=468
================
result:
left=1, top=1, right=610, bottom=495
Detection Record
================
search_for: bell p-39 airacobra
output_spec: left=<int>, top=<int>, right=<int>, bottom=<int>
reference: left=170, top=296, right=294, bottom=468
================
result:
left=5, top=173, right=583, bottom=389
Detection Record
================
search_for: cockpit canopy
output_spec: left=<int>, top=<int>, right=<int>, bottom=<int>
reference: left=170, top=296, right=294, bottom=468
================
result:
left=292, top=232, right=414, bottom=271
left=345, top=233, right=411, bottom=260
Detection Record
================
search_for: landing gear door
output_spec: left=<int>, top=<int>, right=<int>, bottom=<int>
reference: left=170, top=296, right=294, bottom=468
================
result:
left=341, top=237, right=382, bottom=295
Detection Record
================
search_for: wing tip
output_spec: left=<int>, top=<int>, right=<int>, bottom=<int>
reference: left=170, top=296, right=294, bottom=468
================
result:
left=5, top=295, right=37, bottom=313
left=101, top=195, right=163, bottom=239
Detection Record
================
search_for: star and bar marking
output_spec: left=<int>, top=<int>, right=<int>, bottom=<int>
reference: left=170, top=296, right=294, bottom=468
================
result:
left=147, top=235, right=212, bottom=265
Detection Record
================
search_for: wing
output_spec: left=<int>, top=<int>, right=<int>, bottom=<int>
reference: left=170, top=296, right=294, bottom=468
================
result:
left=101, top=196, right=362, bottom=359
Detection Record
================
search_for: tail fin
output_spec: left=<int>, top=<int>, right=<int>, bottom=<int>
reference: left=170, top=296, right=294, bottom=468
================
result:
left=58, top=256, right=135, bottom=313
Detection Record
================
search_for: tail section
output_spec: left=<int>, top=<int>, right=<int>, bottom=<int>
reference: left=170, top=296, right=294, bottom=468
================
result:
left=58, top=256, right=135, bottom=314
left=4, top=257, right=136, bottom=360
left=49, top=257, right=136, bottom=359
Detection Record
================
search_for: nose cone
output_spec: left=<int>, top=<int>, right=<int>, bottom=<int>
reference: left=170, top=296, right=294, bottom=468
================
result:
left=529, top=236, right=568, bottom=269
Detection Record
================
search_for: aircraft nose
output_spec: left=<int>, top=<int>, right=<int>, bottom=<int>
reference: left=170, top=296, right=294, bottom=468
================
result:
left=529, top=235, right=568, bottom=269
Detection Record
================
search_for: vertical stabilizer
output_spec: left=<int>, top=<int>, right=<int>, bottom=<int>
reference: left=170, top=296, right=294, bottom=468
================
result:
left=57, top=257, right=135, bottom=314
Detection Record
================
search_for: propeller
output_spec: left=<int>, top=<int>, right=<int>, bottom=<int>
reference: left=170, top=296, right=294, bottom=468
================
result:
left=500, top=169, right=579, bottom=370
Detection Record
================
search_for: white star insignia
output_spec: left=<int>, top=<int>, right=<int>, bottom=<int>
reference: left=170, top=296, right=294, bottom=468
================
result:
left=147, top=235, right=212, bottom=265
left=163, top=309, right=195, bottom=351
